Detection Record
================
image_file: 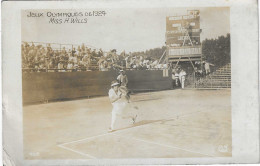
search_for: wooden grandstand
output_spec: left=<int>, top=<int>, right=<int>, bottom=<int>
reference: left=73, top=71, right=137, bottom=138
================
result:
left=194, top=63, right=231, bottom=89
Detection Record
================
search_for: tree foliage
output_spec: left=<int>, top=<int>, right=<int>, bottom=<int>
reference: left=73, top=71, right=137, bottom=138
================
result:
left=130, top=33, right=230, bottom=68
left=202, top=33, right=230, bottom=67
left=131, top=46, right=167, bottom=60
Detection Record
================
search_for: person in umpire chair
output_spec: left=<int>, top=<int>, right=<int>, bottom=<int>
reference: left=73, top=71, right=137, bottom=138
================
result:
left=108, top=80, right=137, bottom=132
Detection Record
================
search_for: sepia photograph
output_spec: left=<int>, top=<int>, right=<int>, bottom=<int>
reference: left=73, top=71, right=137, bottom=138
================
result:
left=21, top=7, right=232, bottom=159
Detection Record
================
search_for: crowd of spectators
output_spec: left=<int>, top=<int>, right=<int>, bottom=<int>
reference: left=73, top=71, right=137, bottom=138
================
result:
left=22, top=42, right=167, bottom=72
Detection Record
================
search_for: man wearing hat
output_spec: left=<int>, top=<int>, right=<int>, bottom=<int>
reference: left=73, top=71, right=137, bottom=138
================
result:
left=117, top=70, right=130, bottom=102
left=117, top=70, right=128, bottom=87
left=108, top=80, right=136, bottom=132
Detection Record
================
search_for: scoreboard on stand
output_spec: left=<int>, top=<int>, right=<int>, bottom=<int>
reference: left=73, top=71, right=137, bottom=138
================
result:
left=165, top=10, right=202, bottom=63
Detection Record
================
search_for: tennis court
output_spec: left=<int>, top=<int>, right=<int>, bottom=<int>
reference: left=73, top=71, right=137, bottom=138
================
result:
left=23, top=89, right=231, bottom=159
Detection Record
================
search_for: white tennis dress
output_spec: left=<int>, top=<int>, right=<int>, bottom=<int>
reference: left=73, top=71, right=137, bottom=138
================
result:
left=108, top=88, right=128, bottom=130
left=108, top=88, right=128, bottom=115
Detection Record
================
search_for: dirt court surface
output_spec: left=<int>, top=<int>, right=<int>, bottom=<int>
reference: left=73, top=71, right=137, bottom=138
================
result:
left=23, top=89, right=231, bottom=159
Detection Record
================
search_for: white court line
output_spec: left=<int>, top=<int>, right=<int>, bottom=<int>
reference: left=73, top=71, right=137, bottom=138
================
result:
left=60, top=133, right=111, bottom=146
left=59, top=110, right=204, bottom=147
left=58, top=110, right=213, bottom=158
left=58, top=144, right=97, bottom=159
left=111, top=133, right=214, bottom=157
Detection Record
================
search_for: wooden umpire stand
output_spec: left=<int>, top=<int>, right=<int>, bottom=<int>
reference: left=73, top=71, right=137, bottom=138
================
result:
left=165, top=10, right=202, bottom=71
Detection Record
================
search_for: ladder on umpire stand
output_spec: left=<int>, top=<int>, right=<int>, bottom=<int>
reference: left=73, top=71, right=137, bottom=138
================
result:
left=173, top=26, right=196, bottom=70
left=158, top=50, right=167, bottom=64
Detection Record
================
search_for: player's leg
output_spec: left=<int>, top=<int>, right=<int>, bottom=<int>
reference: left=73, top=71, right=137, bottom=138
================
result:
left=131, top=114, right=138, bottom=124
left=121, top=102, right=138, bottom=124
left=127, top=103, right=138, bottom=124
left=109, top=108, right=117, bottom=132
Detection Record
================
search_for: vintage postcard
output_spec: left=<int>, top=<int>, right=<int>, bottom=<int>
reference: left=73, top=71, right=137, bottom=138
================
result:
left=2, top=0, right=259, bottom=165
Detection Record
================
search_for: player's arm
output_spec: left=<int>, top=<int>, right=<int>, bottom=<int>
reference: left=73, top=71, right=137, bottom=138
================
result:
left=110, top=94, right=121, bottom=103
left=109, top=91, right=121, bottom=103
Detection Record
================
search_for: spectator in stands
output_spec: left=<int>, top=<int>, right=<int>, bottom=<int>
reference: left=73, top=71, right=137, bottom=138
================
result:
left=97, top=49, right=103, bottom=57
left=92, top=49, right=97, bottom=57
left=21, top=42, right=167, bottom=72
left=73, top=63, right=78, bottom=72
left=125, top=57, right=130, bottom=69
left=82, top=54, right=89, bottom=69
left=69, top=54, right=77, bottom=64
left=48, top=58, right=55, bottom=72
left=61, top=47, right=66, bottom=54
left=39, top=62, right=46, bottom=71
left=99, top=61, right=105, bottom=71
left=58, top=61, right=64, bottom=72
left=163, top=64, right=168, bottom=69
left=68, top=49, right=72, bottom=56
left=81, top=43, right=85, bottom=52
left=67, top=61, right=74, bottom=72
left=72, top=48, right=76, bottom=56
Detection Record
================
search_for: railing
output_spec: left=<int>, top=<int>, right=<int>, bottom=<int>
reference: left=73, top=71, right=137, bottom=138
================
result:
left=194, top=77, right=231, bottom=89
left=22, top=41, right=101, bottom=52
left=22, top=67, right=169, bottom=73
left=22, top=68, right=92, bottom=72
left=191, top=63, right=231, bottom=88
left=168, top=45, right=202, bottom=56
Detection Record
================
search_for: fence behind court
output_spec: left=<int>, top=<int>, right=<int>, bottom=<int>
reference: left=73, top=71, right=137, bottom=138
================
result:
left=22, top=70, right=172, bottom=104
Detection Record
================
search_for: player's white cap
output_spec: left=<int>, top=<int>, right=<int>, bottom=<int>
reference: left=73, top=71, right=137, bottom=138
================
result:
left=111, top=80, right=120, bottom=87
